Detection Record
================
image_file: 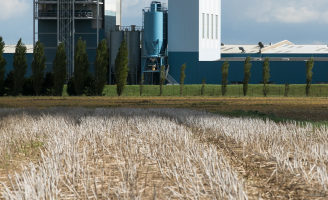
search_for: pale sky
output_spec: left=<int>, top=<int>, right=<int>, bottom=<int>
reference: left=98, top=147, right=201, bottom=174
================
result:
left=0, top=0, right=327, bottom=45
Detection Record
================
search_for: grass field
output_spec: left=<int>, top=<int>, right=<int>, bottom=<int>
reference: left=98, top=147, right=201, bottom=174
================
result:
left=61, top=84, right=328, bottom=97
left=1, top=108, right=328, bottom=199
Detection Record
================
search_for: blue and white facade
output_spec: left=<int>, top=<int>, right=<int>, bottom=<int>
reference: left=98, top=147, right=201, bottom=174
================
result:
left=168, top=0, right=221, bottom=62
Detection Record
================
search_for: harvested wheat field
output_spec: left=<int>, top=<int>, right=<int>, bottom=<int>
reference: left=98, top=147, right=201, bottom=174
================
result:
left=0, top=108, right=328, bottom=199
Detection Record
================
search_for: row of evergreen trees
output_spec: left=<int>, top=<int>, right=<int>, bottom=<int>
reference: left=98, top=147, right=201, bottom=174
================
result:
left=0, top=36, right=131, bottom=96
left=219, top=56, right=315, bottom=97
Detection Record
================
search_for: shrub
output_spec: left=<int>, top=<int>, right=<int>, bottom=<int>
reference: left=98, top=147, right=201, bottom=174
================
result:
left=74, top=37, right=90, bottom=96
left=140, top=74, right=144, bottom=96
left=243, top=56, right=252, bottom=96
left=160, top=65, right=165, bottom=96
left=115, top=39, right=129, bottom=96
left=21, top=76, right=34, bottom=96
left=13, top=38, right=28, bottom=96
left=201, top=78, right=206, bottom=96
left=4, top=70, right=14, bottom=96
left=306, top=57, right=314, bottom=97
left=284, top=83, right=290, bottom=97
left=53, top=43, right=67, bottom=96
left=221, top=60, right=229, bottom=96
left=180, top=63, right=186, bottom=96
left=262, top=57, right=270, bottom=97
left=0, top=36, right=6, bottom=96
left=31, top=40, right=47, bottom=96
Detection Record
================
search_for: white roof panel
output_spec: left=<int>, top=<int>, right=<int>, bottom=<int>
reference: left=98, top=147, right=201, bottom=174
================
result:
left=263, top=45, right=328, bottom=54
left=4, top=45, right=33, bottom=54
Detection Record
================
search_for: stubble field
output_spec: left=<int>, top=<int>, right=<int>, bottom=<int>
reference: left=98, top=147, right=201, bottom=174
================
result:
left=1, top=107, right=328, bottom=199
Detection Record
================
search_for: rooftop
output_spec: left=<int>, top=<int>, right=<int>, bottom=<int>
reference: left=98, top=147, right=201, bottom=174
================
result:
left=4, top=45, right=34, bottom=54
left=222, top=40, right=328, bottom=54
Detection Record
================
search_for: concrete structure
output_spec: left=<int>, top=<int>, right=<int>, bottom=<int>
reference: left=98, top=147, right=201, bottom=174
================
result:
left=33, top=0, right=121, bottom=78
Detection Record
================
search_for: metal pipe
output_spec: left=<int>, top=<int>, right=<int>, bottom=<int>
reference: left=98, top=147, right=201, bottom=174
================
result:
left=33, top=0, right=35, bottom=50
left=97, top=0, right=99, bottom=45
left=73, top=0, right=75, bottom=74
left=57, top=0, right=59, bottom=46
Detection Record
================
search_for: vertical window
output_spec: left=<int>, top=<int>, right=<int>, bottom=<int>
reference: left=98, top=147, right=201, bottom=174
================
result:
left=202, top=13, right=205, bottom=39
left=211, top=14, right=213, bottom=39
left=216, top=15, right=218, bottom=40
left=207, top=14, right=209, bottom=39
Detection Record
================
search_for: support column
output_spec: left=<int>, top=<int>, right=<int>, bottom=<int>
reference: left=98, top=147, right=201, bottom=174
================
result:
left=97, top=0, right=99, bottom=46
left=33, top=0, right=35, bottom=50
left=73, top=0, right=75, bottom=74
left=57, top=0, right=59, bottom=46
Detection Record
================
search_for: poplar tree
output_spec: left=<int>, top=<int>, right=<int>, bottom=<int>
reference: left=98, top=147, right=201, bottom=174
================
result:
left=262, top=57, right=270, bottom=97
left=140, top=74, right=144, bottom=96
left=31, top=40, right=47, bottom=96
left=115, top=39, right=129, bottom=96
left=160, top=65, right=165, bottom=96
left=221, top=60, right=229, bottom=96
left=243, top=56, right=252, bottom=96
left=13, top=38, right=28, bottom=96
left=53, top=42, right=67, bottom=96
left=0, top=36, right=6, bottom=95
left=180, top=63, right=186, bottom=96
left=201, top=77, right=206, bottom=96
left=74, top=37, right=90, bottom=96
left=94, top=39, right=109, bottom=96
left=306, top=57, right=314, bottom=97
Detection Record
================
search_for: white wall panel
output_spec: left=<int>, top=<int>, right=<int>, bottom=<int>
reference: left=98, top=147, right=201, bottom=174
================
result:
left=199, top=0, right=221, bottom=61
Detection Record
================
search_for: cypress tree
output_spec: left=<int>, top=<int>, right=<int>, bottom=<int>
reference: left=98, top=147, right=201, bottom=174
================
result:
left=53, top=42, right=67, bottom=96
left=94, top=39, right=109, bottom=96
left=31, top=40, right=47, bottom=96
left=74, top=37, right=90, bottom=96
left=160, top=65, right=165, bottom=96
left=180, top=63, right=186, bottom=96
left=115, top=39, right=129, bottom=96
left=13, top=38, right=28, bottom=96
left=0, top=36, right=6, bottom=96
left=262, top=57, right=270, bottom=97
left=221, top=60, right=229, bottom=96
left=243, top=56, right=252, bottom=96
left=306, top=57, right=314, bottom=97
left=201, top=77, right=206, bottom=96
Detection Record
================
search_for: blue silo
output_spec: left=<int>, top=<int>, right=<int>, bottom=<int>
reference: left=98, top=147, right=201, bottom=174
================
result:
left=141, top=1, right=168, bottom=85
left=144, top=2, right=164, bottom=56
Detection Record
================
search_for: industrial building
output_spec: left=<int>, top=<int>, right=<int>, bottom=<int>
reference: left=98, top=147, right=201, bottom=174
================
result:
left=33, top=0, right=121, bottom=78
left=2, top=0, right=328, bottom=85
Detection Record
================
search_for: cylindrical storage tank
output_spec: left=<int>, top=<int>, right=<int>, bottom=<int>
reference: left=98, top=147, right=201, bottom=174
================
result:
left=127, top=30, right=141, bottom=85
left=110, top=30, right=124, bottom=73
left=144, top=4, right=163, bottom=57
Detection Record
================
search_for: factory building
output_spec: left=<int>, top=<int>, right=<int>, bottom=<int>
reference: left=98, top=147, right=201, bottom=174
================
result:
left=2, top=0, right=328, bottom=85
left=33, top=0, right=121, bottom=78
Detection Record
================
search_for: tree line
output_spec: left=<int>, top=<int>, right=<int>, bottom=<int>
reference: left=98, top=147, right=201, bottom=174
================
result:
left=0, top=36, right=130, bottom=96
left=0, top=36, right=317, bottom=97
left=216, top=56, right=315, bottom=97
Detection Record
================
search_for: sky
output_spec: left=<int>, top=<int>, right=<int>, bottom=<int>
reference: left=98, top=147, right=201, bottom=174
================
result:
left=0, top=0, right=327, bottom=45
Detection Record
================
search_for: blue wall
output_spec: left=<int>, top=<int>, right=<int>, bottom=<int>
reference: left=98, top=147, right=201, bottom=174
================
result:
left=3, top=53, right=34, bottom=77
left=38, top=19, right=105, bottom=75
left=168, top=52, right=328, bottom=84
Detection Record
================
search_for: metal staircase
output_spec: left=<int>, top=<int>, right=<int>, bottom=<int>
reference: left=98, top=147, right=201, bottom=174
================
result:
left=165, top=65, right=179, bottom=85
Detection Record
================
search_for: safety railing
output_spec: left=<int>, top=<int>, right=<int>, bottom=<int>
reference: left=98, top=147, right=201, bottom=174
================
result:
left=36, top=11, right=94, bottom=18
left=108, top=26, right=143, bottom=32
